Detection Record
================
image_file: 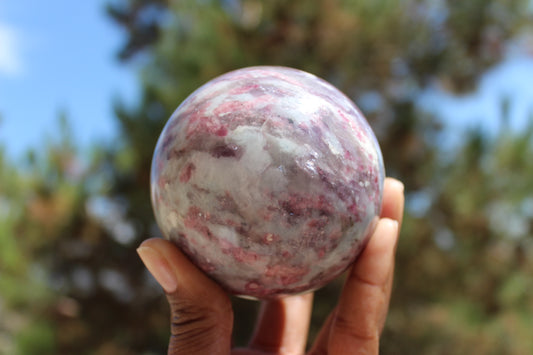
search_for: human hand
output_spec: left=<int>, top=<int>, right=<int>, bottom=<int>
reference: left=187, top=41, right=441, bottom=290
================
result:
left=137, top=177, right=404, bottom=355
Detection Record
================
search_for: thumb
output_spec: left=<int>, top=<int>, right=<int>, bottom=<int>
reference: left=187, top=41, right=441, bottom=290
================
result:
left=137, top=238, right=233, bottom=355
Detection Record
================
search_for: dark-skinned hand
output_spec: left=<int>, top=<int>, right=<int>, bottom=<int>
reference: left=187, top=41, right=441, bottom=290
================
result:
left=138, top=177, right=404, bottom=355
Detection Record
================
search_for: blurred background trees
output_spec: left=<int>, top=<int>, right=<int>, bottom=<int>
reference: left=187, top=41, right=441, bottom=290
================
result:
left=1, top=0, right=532, bottom=354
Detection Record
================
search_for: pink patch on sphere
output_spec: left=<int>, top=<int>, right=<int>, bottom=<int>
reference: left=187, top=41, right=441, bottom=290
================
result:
left=150, top=66, right=384, bottom=299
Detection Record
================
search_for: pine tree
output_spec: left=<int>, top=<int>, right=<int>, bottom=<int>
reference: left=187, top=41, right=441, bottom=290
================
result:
left=1, top=1, right=531, bottom=353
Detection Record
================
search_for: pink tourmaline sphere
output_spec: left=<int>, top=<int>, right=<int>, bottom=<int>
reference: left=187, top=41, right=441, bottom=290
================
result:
left=151, top=66, right=384, bottom=299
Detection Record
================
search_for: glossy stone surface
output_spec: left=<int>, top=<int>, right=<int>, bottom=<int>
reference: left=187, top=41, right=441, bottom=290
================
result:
left=150, top=66, right=384, bottom=299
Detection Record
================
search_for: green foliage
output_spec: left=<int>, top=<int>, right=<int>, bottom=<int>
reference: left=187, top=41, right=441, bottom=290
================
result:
left=384, top=118, right=533, bottom=353
left=15, top=321, right=56, bottom=355
left=1, top=0, right=532, bottom=354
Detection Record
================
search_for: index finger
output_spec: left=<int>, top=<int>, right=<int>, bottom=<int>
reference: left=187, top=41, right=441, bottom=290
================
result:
left=310, top=177, right=404, bottom=355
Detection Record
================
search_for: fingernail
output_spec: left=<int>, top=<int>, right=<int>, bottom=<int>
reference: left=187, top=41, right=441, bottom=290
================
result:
left=389, top=178, right=405, bottom=193
left=388, top=219, right=400, bottom=243
left=137, top=246, right=178, bottom=293
left=390, top=219, right=399, bottom=232
left=381, top=218, right=399, bottom=235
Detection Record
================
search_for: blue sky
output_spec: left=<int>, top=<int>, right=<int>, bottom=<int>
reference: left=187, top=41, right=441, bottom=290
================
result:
left=0, top=0, right=138, bottom=161
left=0, top=1, right=532, bottom=163
left=419, top=51, right=533, bottom=148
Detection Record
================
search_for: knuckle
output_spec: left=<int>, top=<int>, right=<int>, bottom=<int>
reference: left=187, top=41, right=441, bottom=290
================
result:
left=334, top=313, right=379, bottom=343
left=168, top=298, right=221, bottom=346
left=350, top=270, right=386, bottom=290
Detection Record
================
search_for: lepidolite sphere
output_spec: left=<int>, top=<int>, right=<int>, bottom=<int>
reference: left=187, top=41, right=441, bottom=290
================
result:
left=150, top=66, right=384, bottom=299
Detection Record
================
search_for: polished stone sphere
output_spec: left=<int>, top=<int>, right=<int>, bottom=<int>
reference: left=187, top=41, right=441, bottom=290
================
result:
left=150, top=66, right=384, bottom=299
